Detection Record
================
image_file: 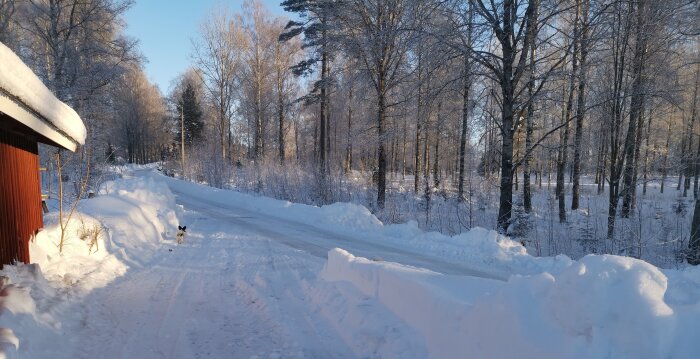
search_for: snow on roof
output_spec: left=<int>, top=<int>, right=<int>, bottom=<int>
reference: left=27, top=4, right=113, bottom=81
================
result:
left=0, top=42, right=86, bottom=149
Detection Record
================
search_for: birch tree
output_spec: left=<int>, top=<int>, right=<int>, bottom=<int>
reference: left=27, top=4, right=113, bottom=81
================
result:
left=338, top=0, right=416, bottom=208
left=193, top=9, right=242, bottom=162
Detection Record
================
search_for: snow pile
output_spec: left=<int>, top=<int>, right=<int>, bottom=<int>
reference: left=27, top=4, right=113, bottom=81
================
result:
left=0, top=176, right=180, bottom=357
left=307, top=276, right=429, bottom=358
left=28, top=212, right=127, bottom=294
left=315, top=202, right=383, bottom=231
left=0, top=276, right=36, bottom=357
left=25, top=176, right=181, bottom=290
left=380, top=223, right=574, bottom=275
left=0, top=42, right=86, bottom=144
left=322, top=248, right=695, bottom=359
left=82, top=176, right=182, bottom=266
left=0, top=266, right=59, bottom=359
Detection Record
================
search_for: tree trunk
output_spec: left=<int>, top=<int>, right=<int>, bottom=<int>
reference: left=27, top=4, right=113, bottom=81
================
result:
left=458, top=7, right=473, bottom=201
left=522, top=1, right=538, bottom=212
left=690, top=68, right=700, bottom=197
left=661, top=121, right=670, bottom=193
left=433, top=102, right=441, bottom=189
left=414, top=47, right=423, bottom=194
left=557, top=82, right=576, bottom=222
left=278, top=68, right=285, bottom=165
left=377, top=71, right=387, bottom=208
left=620, top=0, right=647, bottom=217
left=557, top=8, right=579, bottom=222
left=606, top=0, right=632, bottom=238
left=642, top=109, right=652, bottom=196
left=402, top=115, right=407, bottom=179
left=683, top=69, right=700, bottom=196
left=295, top=121, right=300, bottom=164
left=423, top=122, right=431, bottom=214
left=689, top=198, right=700, bottom=265
left=556, top=93, right=572, bottom=223
left=694, top=137, right=700, bottom=199
left=496, top=0, right=519, bottom=231
left=345, top=86, right=353, bottom=174
left=571, top=0, right=589, bottom=210
left=458, top=57, right=470, bottom=200
left=319, top=26, right=329, bottom=185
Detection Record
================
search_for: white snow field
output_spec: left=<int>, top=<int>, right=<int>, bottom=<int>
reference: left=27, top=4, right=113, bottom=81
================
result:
left=2, top=168, right=700, bottom=358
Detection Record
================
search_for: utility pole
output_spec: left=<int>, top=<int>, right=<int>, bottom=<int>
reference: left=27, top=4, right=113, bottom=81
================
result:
left=181, top=105, right=186, bottom=178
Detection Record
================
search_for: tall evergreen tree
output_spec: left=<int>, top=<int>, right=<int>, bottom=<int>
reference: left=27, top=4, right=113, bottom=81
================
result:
left=177, top=82, right=204, bottom=148
left=279, top=0, right=334, bottom=189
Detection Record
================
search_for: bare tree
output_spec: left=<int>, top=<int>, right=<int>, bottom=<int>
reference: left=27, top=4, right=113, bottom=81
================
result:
left=571, top=0, right=590, bottom=211
left=193, top=8, right=241, bottom=162
left=338, top=0, right=417, bottom=208
left=468, top=0, right=570, bottom=230
left=272, top=20, right=302, bottom=165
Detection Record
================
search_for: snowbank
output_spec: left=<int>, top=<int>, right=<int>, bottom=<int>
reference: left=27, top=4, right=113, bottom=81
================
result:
left=322, top=248, right=695, bottom=359
left=0, top=42, right=86, bottom=144
left=0, top=176, right=180, bottom=357
left=380, top=223, right=574, bottom=276
left=87, top=176, right=181, bottom=265
left=27, top=176, right=181, bottom=287
left=0, top=264, right=63, bottom=359
left=0, top=276, right=37, bottom=357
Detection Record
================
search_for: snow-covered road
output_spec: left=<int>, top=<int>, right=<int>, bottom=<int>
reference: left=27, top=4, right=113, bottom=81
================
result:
left=65, top=197, right=357, bottom=358
left=171, top=186, right=503, bottom=279
left=58, top=172, right=470, bottom=358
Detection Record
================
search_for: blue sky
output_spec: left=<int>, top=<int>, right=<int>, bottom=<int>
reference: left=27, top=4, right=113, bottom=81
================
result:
left=123, top=0, right=287, bottom=94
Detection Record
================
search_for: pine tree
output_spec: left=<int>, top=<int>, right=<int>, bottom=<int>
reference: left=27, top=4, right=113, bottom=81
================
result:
left=176, top=83, right=204, bottom=148
left=280, top=0, right=333, bottom=189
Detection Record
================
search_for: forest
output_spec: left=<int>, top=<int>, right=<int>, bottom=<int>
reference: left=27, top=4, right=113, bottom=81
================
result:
left=1, top=0, right=699, bottom=267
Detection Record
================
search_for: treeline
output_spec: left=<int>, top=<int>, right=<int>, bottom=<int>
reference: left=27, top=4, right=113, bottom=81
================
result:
left=4, top=0, right=699, bottom=261
left=210, top=0, right=696, bottom=248
left=182, top=0, right=695, bottom=260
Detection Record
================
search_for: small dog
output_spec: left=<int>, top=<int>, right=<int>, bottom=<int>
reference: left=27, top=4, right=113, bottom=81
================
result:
left=176, top=225, right=187, bottom=244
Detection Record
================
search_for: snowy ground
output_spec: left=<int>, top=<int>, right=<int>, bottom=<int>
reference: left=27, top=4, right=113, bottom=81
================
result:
left=2, top=167, right=700, bottom=358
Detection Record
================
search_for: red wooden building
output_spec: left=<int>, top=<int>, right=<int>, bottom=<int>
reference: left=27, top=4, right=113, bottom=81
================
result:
left=0, top=43, right=85, bottom=267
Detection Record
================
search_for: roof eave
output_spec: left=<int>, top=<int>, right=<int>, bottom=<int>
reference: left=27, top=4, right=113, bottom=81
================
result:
left=0, top=91, right=79, bottom=152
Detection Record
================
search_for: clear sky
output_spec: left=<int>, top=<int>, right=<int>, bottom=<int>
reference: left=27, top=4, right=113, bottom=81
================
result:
left=123, top=0, right=287, bottom=94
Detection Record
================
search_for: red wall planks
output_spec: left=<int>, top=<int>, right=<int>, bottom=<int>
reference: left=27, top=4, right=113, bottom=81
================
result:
left=0, top=128, right=42, bottom=267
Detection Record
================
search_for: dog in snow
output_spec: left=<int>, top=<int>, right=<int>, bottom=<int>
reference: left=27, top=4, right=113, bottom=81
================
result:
left=176, top=225, right=187, bottom=244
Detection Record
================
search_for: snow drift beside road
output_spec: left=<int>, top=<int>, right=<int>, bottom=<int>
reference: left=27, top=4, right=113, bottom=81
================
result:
left=322, top=248, right=693, bottom=359
left=0, top=176, right=180, bottom=357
